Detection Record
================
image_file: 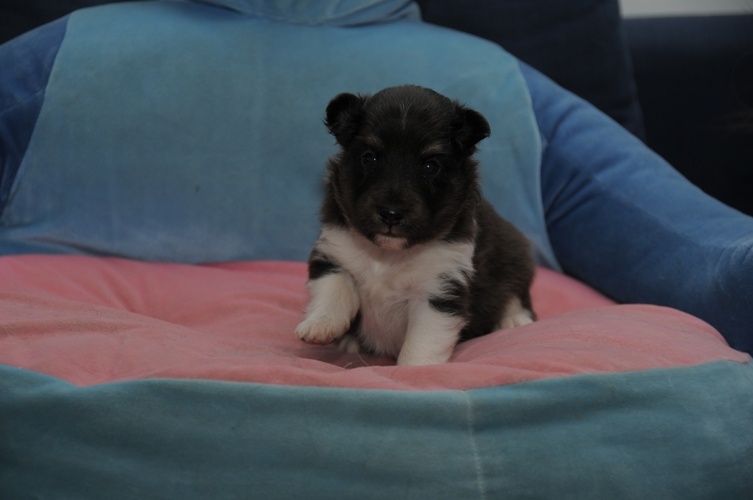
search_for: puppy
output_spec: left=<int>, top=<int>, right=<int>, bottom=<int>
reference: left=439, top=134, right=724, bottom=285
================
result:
left=295, top=85, right=535, bottom=366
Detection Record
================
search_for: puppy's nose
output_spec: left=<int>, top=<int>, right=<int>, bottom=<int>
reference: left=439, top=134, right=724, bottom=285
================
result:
left=378, top=207, right=405, bottom=226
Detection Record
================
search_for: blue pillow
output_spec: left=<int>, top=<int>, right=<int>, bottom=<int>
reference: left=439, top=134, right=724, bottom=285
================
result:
left=0, top=0, right=555, bottom=266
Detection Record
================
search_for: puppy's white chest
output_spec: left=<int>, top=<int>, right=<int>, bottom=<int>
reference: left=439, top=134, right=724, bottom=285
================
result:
left=318, top=226, right=474, bottom=356
left=358, top=257, right=421, bottom=296
left=352, top=258, right=421, bottom=354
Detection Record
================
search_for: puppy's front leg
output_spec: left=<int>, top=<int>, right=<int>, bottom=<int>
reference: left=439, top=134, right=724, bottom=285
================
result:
left=397, top=300, right=466, bottom=366
left=296, top=270, right=360, bottom=346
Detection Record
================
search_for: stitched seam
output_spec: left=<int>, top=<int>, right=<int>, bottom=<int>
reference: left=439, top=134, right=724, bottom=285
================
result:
left=464, top=392, right=487, bottom=499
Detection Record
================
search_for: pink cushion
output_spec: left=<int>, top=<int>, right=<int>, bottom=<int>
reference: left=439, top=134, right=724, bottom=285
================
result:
left=0, top=255, right=747, bottom=390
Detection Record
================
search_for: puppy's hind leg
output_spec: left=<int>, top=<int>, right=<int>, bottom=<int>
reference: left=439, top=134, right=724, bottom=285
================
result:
left=498, top=295, right=535, bottom=329
left=296, top=271, right=360, bottom=345
left=336, top=331, right=363, bottom=354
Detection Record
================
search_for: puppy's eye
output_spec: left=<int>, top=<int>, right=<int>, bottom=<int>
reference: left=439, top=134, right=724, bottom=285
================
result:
left=424, top=160, right=442, bottom=176
left=360, top=153, right=378, bottom=167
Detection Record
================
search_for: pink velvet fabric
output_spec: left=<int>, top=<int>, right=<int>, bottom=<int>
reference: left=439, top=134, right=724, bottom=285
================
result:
left=0, top=255, right=747, bottom=390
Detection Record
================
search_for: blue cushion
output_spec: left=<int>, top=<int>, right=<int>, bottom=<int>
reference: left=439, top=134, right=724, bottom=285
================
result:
left=0, top=0, right=555, bottom=266
left=0, top=17, right=66, bottom=208
left=523, top=62, right=753, bottom=354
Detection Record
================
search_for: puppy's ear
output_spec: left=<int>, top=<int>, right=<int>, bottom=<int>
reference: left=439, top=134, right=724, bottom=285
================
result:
left=452, top=104, right=491, bottom=155
left=325, top=92, right=367, bottom=146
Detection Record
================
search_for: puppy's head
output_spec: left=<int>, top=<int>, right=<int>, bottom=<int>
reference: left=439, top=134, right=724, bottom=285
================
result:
left=323, top=85, right=490, bottom=250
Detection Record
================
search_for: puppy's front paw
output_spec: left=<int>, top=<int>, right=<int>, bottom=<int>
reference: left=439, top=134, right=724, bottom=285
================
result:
left=296, top=271, right=360, bottom=345
left=295, top=315, right=350, bottom=345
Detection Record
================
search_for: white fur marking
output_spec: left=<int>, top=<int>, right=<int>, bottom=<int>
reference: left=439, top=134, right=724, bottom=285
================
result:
left=375, top=235, right=407, bottom=251
left=336, top=333, right=362, bottom=354
left=499, top=296, right=534, bottom=329
left=316, top=225, right=474, bottom=359
left=295, top=272, right=360, bottom=345
left=397, top=300, right=465, bottom=366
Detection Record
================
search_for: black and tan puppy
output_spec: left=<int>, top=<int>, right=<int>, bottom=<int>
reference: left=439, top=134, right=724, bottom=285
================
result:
left=296, top=85, right=535, bottom=365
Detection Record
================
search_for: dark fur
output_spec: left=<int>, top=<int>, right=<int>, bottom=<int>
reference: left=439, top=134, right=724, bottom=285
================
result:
left=311, top=85, right=534, bottom=349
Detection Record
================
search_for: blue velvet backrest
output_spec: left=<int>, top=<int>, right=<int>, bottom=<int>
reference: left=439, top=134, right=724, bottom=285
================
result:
left=0, top=0, right=555, bottom=265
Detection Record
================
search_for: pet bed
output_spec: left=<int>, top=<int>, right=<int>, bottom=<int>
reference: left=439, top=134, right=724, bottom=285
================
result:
left=2, top=255, right=751, bottom=497
left=1, top=0, right=752, bottom=497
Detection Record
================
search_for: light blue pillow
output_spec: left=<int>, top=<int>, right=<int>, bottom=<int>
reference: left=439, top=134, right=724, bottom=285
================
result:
left=0, top=0, right=554, bottom=266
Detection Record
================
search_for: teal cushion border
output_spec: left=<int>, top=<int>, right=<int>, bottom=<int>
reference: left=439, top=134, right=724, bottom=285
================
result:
left=2, top=360, right=751, bottom=498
